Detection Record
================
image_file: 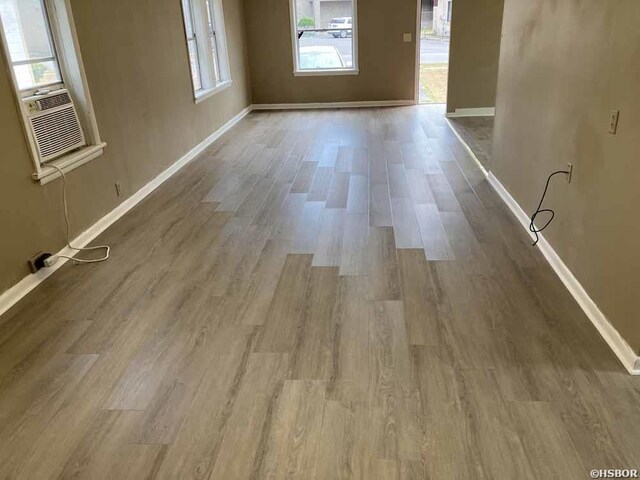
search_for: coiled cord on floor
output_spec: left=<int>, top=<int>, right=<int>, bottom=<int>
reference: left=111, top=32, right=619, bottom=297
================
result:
left=49, top=164, right=110, bottom=264
left=529, top=170, right=570, bottom=247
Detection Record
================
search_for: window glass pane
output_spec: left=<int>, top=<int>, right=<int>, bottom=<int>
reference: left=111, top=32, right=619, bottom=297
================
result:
left=205, top=0, right=221, bottom=82
left=187, top=38, right=202, bottom=91
left=208, top=34, right=221, bottom=82
left=0, top=0, right=62, bottom=90
left=13, top=59, right=59, bottom=90
left=0, top=0, right=56, bottom=62
left=181, top=0, right=203, bottom=92
left=205, top=0, right=215, bottom=35
left=295, top=0, right=353, bottom=70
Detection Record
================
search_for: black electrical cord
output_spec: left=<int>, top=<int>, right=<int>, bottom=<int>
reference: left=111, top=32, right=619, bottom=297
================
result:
left=529, top=170, right=570, bottom=247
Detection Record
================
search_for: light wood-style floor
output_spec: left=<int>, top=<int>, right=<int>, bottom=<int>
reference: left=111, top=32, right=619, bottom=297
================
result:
left=0, top=105, right=638, bottom=479
left=447, top=116, right=494, bottom=170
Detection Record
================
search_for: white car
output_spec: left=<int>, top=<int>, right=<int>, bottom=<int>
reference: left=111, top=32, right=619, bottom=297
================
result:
left=299, top=46, right=346, bottom=70
left=328, top=17, right=352, bottom=38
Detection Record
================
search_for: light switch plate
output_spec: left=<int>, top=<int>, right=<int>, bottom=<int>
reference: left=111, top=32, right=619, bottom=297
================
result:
left=403, top=33, right=412, bottom=42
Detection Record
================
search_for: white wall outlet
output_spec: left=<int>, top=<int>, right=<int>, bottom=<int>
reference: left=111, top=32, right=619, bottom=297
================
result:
left=609, top=109, right=619, bottom=134
left=403, top=33, right=412, bottom=43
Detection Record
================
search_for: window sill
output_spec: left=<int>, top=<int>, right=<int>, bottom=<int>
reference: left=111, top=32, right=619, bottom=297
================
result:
left=195, top=80, right=233, bottom=103
left=33, top=143, right=107, bottom=185
left=293, top=68, right=359, bottom=77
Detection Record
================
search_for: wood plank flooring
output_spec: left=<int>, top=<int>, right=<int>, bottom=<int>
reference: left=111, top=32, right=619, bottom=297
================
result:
left=0, top=105, right=638, bottom=479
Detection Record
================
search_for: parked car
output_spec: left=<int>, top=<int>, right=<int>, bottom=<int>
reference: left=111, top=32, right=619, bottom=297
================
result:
left=328, top=17, right=352, bottom=38
left=299, top=46, right=346, bottom=70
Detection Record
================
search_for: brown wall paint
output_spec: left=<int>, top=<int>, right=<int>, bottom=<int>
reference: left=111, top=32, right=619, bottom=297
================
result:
left=0, top=0, right=252, bottom=293
left=446, top=0, right=504, bottom=113
left=243, top=0, right=417, bottom=104
left=492, top=0, right=640, bottom=352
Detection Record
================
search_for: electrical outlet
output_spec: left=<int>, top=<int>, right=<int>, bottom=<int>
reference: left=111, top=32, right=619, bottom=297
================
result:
left=27, top=252, right=53, bottom=273
left=403, top=33, right=412, bottom=43
left=115, top=182, right=122, bottom=197
left=566, top=163, right=573, bottom=183
left=609, top=110, right=619, bottom=134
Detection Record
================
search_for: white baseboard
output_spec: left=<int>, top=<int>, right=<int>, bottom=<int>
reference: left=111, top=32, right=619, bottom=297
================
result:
left=446, top=107, right=495, bottom=118
left=487, top=172, right=640, bottom=375
left=251, top=100, right=414, bottom=111
left=0, top=105, right=252, bottom=319
left=445, top=116, right=639, bottom=374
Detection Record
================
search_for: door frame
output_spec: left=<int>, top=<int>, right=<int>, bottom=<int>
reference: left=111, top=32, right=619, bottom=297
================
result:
left=413, top=0, right=422, bottom=104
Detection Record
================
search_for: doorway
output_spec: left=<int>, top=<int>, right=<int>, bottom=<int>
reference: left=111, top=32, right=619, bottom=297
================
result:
left=416, top=0, right=452, bottom=104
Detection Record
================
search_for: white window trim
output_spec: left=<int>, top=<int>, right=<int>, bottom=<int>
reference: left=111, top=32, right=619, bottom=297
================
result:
left=0, top=0, right=105, bottom=184
left=181, top=0, right=232, bottom=103
left=34, top=144, right=106, bottom=185
left=288, top=0, right=359, bottom=76
left=293, top=68, right=359, bottom=77
left=195, top=78, right=232, bottom=103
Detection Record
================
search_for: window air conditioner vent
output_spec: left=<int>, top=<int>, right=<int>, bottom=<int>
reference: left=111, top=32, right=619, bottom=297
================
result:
left=34, top=91, right=72, bottom=111
left=24, top=89, right=86, bottom=164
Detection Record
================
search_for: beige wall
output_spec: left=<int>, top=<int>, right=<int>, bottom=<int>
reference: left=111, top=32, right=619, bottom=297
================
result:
left=0, top=0, right=251, bottom=293
left=446, top=0, right=503, bottom=113
left=244, top=0, right=417, bottom=104
left=492, top=0, right=640, bottom=352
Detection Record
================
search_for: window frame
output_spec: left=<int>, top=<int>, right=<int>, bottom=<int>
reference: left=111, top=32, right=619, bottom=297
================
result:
left=180, top=0, right=232, bottom=103
left=204, top=0, right=222, bottom=84
left=4, top=0, right=64, bottom=95
left=0, top=0, right=106, bottom=184
left=288, top=0, right=359, bottom=76
left=183, top=0, right=203, bottom=92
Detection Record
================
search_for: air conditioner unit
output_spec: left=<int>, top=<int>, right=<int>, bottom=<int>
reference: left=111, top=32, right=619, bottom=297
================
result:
left=23, top=88, right=86, bottom=164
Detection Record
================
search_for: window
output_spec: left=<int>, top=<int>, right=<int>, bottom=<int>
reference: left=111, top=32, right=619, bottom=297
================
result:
left=0, top=0, right=62, bottom=93
left=0, top=0, right=105, bottom=184
left=181, top=0, right=231, bottom=102
left=289, top=0, right=358, bottom=75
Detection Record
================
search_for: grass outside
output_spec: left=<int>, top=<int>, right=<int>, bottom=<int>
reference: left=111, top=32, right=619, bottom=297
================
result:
left=419, top=63, right=448, bottom=104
